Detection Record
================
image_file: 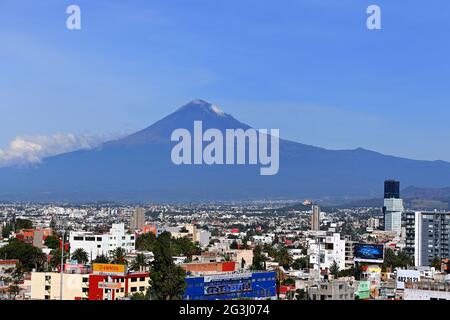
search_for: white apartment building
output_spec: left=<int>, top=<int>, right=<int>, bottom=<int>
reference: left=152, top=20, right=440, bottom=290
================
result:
left=69, top=223, right=135, bottom=261
left=308, top=232, right=346, bottom=271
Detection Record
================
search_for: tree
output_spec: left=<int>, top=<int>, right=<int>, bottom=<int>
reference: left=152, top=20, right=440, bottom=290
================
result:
left=135, top=233, right=157, bottom=251
left=93, top=254, right=110, bottom=264
left=276, top=247, right=293, bottom=269
left=211, top=229, right=220, bottom=237
left=396, top=250, right=413, bottom=268
left=1, top=222, right=13, bottom=238
left=431, top=256, right=441, bottom=270
left=252, top=245, right=267, bottom=271
left=339, top=266, right=355, bottom=278
left=6, top=262, right=25, bottom=299
left=282, top=277, right=295, bottom=286
left=171, top=237, right=201, bottom=258
left=130, top=292, right=150, bottom=300
left=329, top=260, right=340, bottom=278
left=292, top=257, right=309, bottom=270
left=111, top=248, right=127, bottom=265
left=263, top=244, right=276, bottom=258
left=222, top=253, right=232, bottom=262
left=295, top=289, right=308, bottom=300
left=383, top=248, right=413, bottom=271
left=44, top=235, right=60, bottom=250
left=130, top=253, right=148, bottom=272
left=71, top=248, right=89, bottom=264
left=148, top=232, right=186, bottom=300
left=0, top=239, right=46, bottom=271
left=50, top=248, right=69, bottom=270
left=14, top=218, right=33, bottom=231
left=383, top=248, right=396, bottom=271
left=230, top=240, right=239, bottom=250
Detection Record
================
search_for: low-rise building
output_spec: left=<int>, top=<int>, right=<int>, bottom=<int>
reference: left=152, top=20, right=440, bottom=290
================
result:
left=29, top=271, right=150, bottom=300
left=404, top=281, right=450, bottom=300
left=308, top=280, right=355, bottom=300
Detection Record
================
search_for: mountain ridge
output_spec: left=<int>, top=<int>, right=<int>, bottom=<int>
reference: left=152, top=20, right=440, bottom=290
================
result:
left=1, top=99, right=450, bottom=202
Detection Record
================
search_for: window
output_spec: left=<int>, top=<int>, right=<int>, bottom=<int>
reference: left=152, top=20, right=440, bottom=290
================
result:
left=74, top=236, right=84, bottom=241
left=140, top=277, right=145, bottom=282
left=130, top=287, right=137, bottom=292
left=97, top=237, right=102, bottom=241
left=139, top=286, right=145, bottom=292
left=131, top=278, right=137, bottom=282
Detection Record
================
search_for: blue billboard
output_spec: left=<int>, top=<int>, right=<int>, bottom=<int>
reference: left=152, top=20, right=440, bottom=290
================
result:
left=184, top=271, right=277, bottom=300
left=354, top=244, right=384, bottom=263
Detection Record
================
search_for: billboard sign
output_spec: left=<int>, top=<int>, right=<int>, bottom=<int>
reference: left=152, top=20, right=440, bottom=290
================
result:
left=98, top=282, right=122, bottom=290
left=204, top=273, right=253, bottom=296
left=92, top=263, right=126, bottom=276
left=354, top=244, right=384, bottom=263
left=396, top=270, right=420, bottom=290
left=204, top=273, right=252, bottom=283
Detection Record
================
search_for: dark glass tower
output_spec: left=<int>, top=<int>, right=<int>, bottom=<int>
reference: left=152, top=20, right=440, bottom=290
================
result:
left=384, top=180, right=400, bottom=199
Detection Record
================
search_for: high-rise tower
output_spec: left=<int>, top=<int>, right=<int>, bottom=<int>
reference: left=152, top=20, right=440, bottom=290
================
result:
left=311, top=204, right=320, bottom=231
left=383, top=180, right=403, bottom=236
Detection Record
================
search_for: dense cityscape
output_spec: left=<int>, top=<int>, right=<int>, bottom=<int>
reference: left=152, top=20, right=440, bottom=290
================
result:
left=1, top=180, right=449, bottom=301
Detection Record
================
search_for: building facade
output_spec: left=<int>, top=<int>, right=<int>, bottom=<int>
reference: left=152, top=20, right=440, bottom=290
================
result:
left=29, top=271, right=149, bottom=300
left=383, top=180, right=403, bottom=236
left=129, top=208, right=145, bottom=232
left=308, top=280, right=355, bottom=300
left=69, top=223, right=135, bottom=261
left=404, top=281, right=450, bottom=300
left=405, top=211, right=450, bottom=267
left=308, top=232, right=346, bottom=271
left=311, top=205, right=320, bottom=231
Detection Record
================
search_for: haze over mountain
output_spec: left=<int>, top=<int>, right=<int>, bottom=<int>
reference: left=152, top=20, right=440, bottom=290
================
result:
left=1, top=100, right=450, bottom=203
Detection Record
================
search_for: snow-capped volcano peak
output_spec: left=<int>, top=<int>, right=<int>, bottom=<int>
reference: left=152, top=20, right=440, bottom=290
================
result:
left=179, top=99, right=226, bottom=117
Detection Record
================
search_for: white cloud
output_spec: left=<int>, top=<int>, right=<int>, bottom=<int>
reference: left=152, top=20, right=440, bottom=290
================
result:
left=0, top=133, right=121, bottom=168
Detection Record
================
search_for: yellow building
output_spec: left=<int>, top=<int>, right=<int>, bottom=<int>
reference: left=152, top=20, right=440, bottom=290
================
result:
left=29, top=271, right=150, bottom=300
left=30, top=272, right=89, bottom=300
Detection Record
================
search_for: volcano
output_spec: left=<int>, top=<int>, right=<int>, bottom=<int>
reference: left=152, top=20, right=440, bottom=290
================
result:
left=1, top=100, right=450, bottom=202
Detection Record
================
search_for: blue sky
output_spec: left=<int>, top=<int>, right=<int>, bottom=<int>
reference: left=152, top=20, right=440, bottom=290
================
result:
left=0, top=0, right=449, bottom=162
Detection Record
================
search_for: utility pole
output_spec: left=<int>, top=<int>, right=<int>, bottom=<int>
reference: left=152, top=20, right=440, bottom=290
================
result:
left=60, top=226, right=65, bottom=300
